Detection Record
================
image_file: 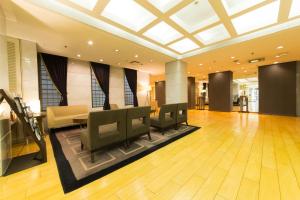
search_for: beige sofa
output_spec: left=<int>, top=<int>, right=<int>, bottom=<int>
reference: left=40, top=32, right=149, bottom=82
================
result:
left=47, top=105, right=88, bottom=129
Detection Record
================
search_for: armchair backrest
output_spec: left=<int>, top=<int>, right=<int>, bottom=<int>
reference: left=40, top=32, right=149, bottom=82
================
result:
left=126, top=106, right=151, bottom=128
left=87, top=109, right=126, bottom=148
left=159, top=104, right=177, bottom=122
left=177, top=103, right=188, bottom=116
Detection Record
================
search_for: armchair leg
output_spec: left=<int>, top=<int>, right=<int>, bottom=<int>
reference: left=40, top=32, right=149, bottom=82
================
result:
left=147, top=132, right=152, bottom=141
left=161, top=128, right=165, bottom=135
left=91, top=152, right=95, bottom=163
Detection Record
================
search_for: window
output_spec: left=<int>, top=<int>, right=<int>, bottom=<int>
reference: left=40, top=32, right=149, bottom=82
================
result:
left=91, top=68, right=106, bottom=107
left=124, top=74, right=134, bottom=105
left=38, top=56, right=62, bottom=111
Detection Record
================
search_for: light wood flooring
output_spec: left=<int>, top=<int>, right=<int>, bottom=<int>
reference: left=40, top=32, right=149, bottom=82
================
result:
left=1, top=110, right=300, bottom=200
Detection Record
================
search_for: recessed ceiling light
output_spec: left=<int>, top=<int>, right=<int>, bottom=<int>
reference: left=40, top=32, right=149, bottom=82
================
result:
left=99, top=59, right=104, bottom=62
left=115, top=49, right=120, bottom=52
left=147, top=0, right=182, bottom=13
left=77, top=54, right=81, bottom=57
left=273, top=61, right=279, bottom=64
left=231, top=1, right=280, bottom=35
left=134, top=54, right=139, bottom=58
left=101, top=0, right=156, bottom=32
left=68, top=0, right=98, bottom=10
left=221, top=0, right=265, bottom=16
left=275, top=55, right=280, bottom=58
left=168, top=38, right=199, bottom=54
left=289, top=0, right=300, bottom=18
left=170, top=0, right=219, bottom=33
left=88, top=40, right=93, bottom=45
left=143, top=21, right=183, bottom=45
left=194, top=24, right=230, bottom=45
left=231, top=56, right=235, bottom=59
left=276, top=45, right=284, bottom=49
left=199, top=63, right=203, bottom=66
left=237, top=62, right=241, bottom=64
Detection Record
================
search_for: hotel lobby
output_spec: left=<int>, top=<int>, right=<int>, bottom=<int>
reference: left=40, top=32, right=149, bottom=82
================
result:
left=0, top=0, right=300, bottom=199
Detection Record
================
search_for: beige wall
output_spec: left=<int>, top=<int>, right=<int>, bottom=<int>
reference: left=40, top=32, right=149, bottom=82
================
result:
left=0, top=6, right=6, bottom=35
left=165, top=60, right=187, bottom=104
left=66, top=59, right=150, bottom=110
left=297, top=61, right=300, bottom=116
left=20, top=40, right=39, bottom=112
left=0, top=35, right=9, bottom=116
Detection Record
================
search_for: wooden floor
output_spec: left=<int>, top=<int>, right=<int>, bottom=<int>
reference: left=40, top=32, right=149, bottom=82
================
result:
left=1, top=110, right=300, bottom=200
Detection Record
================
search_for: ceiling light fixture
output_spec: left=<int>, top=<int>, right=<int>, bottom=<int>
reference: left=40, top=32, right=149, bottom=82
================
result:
left=77, top=54, right=81, bottom=57
left=115, top=49, right=120, bottom=52
left=248, top=58, right=265, bottom=63
left=276, top=45, right=284, bottom=49
left=134, top=54, right=138, bottom=58
left=199, top=63, right=203, bottom=66
left=231, top=56, right=235, bottom=59
left=99, top=59, right=104, bottom=62
left=88, top=40, right=93, bottom=45
left=273, top=61, right=279, bottom=64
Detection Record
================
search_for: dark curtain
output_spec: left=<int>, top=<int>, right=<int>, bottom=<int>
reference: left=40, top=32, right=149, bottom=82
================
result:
left=90, top=62, right=110, bottom=110
left=41, top=53, right=68, bottom=106
left=124, top=68, right=138, bottom=107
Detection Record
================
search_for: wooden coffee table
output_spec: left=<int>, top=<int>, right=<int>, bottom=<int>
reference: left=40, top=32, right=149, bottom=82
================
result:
left=73, top=115, right=88, bottom=129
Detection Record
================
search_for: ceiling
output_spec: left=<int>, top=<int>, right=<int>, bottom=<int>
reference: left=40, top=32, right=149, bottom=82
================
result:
left=0, top=0, right=300, bottom=78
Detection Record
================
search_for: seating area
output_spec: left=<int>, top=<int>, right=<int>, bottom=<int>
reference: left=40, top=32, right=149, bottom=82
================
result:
left=58, top=103, right=188, bottom=162
left=1, top=0, right=300, bottom=199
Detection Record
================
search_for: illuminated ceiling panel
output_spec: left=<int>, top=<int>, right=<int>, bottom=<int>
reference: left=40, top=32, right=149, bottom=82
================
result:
left=289, top=0, right=300, bottom=18
left=194, top=24, right=230, bottom=45
left=170, top=0, right=219, bottom=33
left=147, top=0, right=182, bottom=13
left=168, top=38, right=199, bottom=53
left=221, top=0, right=265, bottom=16
left=231, top=1, right=280, bottom=35
left=143, top=21, right=183, bottom=45
left=101, top=0, right=156, bottom=31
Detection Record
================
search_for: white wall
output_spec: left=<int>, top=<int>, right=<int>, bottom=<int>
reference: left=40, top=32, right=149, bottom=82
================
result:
left=66, top=59, right=150, bottom=110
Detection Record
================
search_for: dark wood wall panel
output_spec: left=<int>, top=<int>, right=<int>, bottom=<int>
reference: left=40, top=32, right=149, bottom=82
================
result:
left=155, top=81, right=165, bottom=107
left=259, top=62, right=296, bottom=116
left=208, top=71, right=233, bottom=112
left=188, top=77, right=195, bottom=109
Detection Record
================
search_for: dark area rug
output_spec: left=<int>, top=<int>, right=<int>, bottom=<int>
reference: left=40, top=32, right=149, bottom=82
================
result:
left=50, top=125, right=200, bottom=193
